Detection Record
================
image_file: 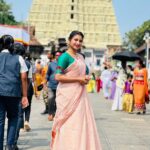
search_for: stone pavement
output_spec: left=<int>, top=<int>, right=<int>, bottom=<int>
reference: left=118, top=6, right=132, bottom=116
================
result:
left=16, top=93, right=150, bottom=150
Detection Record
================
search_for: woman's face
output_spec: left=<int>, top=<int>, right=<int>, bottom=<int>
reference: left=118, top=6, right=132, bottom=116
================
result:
left=69, top=35, right=83, bottom=51
left=135, top=61, right=141, bottom=68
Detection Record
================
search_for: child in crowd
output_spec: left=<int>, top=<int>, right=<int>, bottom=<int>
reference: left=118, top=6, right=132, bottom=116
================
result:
left=122, top=74, right=134, bottom=113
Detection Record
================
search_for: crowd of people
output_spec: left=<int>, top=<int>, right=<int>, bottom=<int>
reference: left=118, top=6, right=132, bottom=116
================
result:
left=100, top=60, right=149, bottom=114
left=0, top=31, right=102, bottom=150
left=85, top=58, right=149, bottom=116
left=1, top=30, right=148, bottom=150
left=0, top=35, right=30, bottom=150
left=0, top=34, right=62, bottom=150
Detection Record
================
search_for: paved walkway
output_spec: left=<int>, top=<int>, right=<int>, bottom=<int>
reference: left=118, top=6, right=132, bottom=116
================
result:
left=17, top=93, right=150, bottom=150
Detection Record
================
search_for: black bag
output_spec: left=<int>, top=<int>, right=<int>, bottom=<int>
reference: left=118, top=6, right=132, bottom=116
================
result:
left=37, top=84, right=43, bottom=91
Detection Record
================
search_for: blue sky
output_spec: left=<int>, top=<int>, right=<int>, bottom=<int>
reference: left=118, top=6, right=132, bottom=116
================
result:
left=6, top=0, right=150, bottom=38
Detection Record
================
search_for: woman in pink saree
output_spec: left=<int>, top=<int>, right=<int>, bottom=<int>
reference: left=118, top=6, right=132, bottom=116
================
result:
left=50, top=31, right=101, bottom=150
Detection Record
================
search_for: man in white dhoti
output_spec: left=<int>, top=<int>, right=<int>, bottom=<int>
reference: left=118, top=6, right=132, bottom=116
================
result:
left=101, top=66, right=111, bottom=99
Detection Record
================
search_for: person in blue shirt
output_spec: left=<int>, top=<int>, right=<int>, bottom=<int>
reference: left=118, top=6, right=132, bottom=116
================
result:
left=46, top=50, right=62, bottom=121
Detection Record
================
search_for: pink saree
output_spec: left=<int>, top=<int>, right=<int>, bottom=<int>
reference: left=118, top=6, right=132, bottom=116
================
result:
left=51, top=54, right=101, bottom=150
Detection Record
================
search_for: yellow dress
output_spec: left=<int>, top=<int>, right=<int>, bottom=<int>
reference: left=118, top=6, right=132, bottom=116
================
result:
left=41, top=65, right=48, bottom=84
left=41, top=65, right=49, bottom=103
left=87, top=79, right=96, bottom=93
left=122, top=81, right=134, bottom=113
left=34, top=64, right=43, bottom=96
left=122, top=94, right=134, bottom=113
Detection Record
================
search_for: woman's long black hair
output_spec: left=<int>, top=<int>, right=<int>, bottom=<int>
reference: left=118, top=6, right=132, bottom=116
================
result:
left=139, top=59, right=145, bottom=68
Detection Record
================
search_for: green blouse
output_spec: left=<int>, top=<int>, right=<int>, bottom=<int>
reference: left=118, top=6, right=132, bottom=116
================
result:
left=56, top=52, right=89, bottom=75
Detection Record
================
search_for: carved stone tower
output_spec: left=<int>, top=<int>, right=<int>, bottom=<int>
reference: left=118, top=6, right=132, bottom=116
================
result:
left=28, top=0, right=121, bottom=48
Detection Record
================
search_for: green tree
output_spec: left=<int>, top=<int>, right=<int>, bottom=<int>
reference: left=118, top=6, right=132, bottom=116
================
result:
left=123, top=20, right=150, bottom=50
left=0, top=0, right=18, bottom=25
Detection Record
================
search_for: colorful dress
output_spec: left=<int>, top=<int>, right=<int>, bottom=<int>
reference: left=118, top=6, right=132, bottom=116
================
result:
left=51, top=52, right=101, bottom=150
left=86, top=76, right=96, bottom=93
left=41, top=65, right=49, bottom=106
left=34, top=63, right=43, bottom=96
left=133, top=68, right=148, bottom=112
left=41, top=65, right=48, bottom=84
left=109, top=71, right=118, bottom=100
left=96, top=78, right=102, bottom=93
left=122, top=81, right=134, bottom=112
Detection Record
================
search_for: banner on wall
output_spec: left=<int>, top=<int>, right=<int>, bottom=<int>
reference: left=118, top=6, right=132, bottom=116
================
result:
left=0, top=25, right=30, bottom=45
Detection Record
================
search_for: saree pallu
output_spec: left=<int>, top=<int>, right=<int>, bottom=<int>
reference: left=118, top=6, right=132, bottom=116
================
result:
left=133, top=68, right=148, bottom=112
left=51, top=55, right=101, bottom=150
